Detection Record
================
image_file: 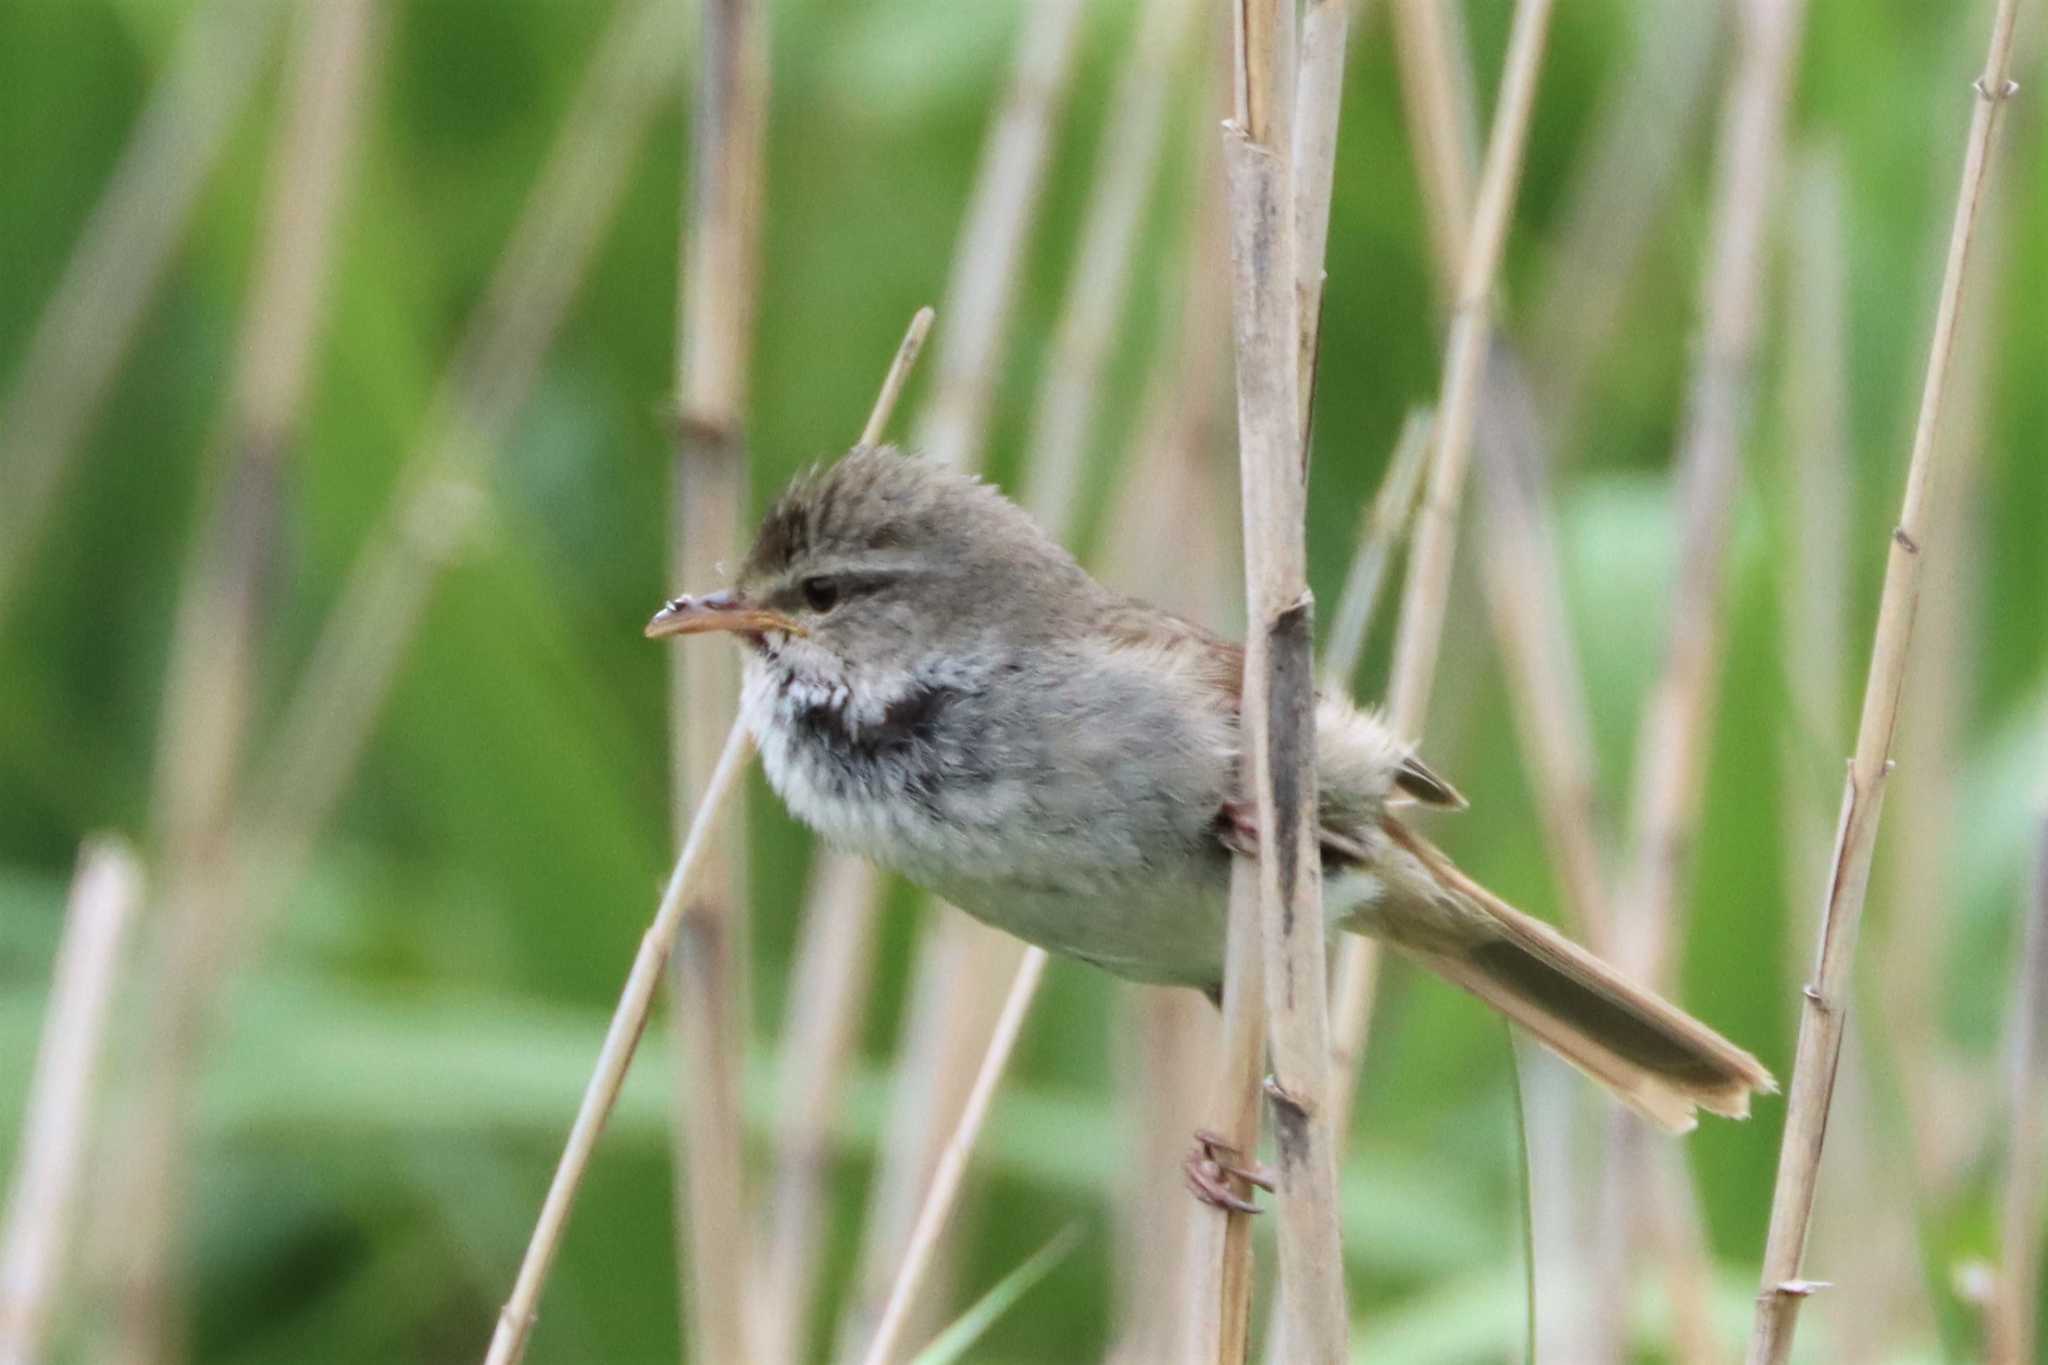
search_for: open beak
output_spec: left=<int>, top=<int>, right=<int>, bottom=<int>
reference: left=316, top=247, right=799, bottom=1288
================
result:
left=644, top=590, right=806, bottom=640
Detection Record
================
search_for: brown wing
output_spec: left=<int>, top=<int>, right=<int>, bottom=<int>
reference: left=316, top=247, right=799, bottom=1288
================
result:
left=1104, top=598, right=1464, bottom=854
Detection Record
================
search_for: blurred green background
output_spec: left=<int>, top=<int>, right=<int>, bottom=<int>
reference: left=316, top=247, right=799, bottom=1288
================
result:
left=2, top=0, right=2045, bottom=1361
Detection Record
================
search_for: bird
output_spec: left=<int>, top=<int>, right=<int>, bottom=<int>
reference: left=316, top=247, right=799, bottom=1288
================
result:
left=647, top=444, right=1772, bottom=1192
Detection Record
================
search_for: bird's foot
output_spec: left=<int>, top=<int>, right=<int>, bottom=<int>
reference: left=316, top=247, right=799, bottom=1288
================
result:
left=1183, top=1129, right=1276, bottom=1214
left=1216, top=801, right=1260, bottom=859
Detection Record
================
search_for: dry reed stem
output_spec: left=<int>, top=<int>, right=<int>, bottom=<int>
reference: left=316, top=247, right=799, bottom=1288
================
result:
left=1322, top=411, right=1431, bottom=694
left=241, top=0, right=681, bottom=892
left=1222, top=0, right=1351, bottom=1356
left=665, top=1, right=769, bottom=1358
left=914, top=0, right=1088, bottom=472
left=1472, top=357, right=1611, bottom=947
left=753, top=307, right=934, bottom=1365
left=754, top=852, right=888, bottom=1365
left=1747, top=4, right=2025, bottom=1358
left=1185, top=858, right=1267, bottom=1365
left=861, top=309, right=937, bottom=447
left=1529, top=0, right=1723, bottom=446
left=90, top=8, right=378, bottom=1356
left=1386, top=0, right=1616, bottom=954
left=1991, top=819, right=2048, bottom=1365
left=0, top=0, right=283, bottom=635
left=1879, top=96, right=2013, bottom=1206
left=484, top=723, right=754, bottom=1365
left=1329, top=0, right=1556, bottom=1131
left=1773, top=144, right=1933, bottom=1359
left=1290, top=0, right=1350, bottom=423
left=1593, top=4, right=1807, bottom=1353
left=1616, top=0, right=1807, bottom=990
left=0, top=841, right=142, bottom=1365
left=95, top=7, right=677, bottom=1359
left=1387, top=0, right=1477, bottom=303
left=856, top=949, right=1050, bottom=1365
left=1020, top=0, right=1194, bottom=536
left=152, top=0, right=380, bottom=858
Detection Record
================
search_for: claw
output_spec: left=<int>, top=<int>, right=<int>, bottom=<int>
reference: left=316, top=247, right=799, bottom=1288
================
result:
left=1184, top=1130, right=1276, bottom=1213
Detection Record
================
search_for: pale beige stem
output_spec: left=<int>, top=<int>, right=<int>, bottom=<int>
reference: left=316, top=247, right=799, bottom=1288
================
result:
left=1530, top=0, right=1724, bottom=446
left=1617, top=0, right=1808, bottom=990
left=1329, top=0, right=1556, bottom=1134
left=484, top=723, right=753, bottom=1365
left=1321, top=411, right=1431, bottom=695
left=1223, top=0, right=1352, bottom=1356
left=1472, top=357, right=1611, bottom=947
left=1747, top=5, right=2025, bottom=1359
left=913, top=0, right=1089, bottom=473
left=91, top=7, right=380, bottom=1357
left=0, top=0, right=283, bottom=634
left=1991, top=820, right=2048, bottom=1365
left=1184, top=858, right=1267, bottom=1365
left=856, top=949, right=1049, bottom=1365
left=0, top=841, right=142, bottom=1365
left=245, top=0, right=684, bottom=871
left=665, top=1, right=770, bottom=1358
left=1020, top=0, right=1195, bottom=536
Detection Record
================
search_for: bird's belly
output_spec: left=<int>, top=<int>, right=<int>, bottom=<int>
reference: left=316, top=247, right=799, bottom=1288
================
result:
left=928, top=866, right=1230, bottom=987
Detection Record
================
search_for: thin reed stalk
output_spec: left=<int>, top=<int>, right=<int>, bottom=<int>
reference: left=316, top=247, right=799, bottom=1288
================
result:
left=665, top=1, right=769, bottom=1358
left=0, top=0, right=283, bottom=635
left=0, top=840, right=141, bottom=1365
left=857, top=949, right=1050, bottom=1365
left=1388, top=0, right=1615, bottom=957
left=92, top=7, right=377, bottom=1357
left=1596, top=3, right=1807, bottom=1353
left=1774, top=143, right=1936, bottom=1360
left=1184, top=858, right=1267, bottom=1365
left=1615, top=0, right=1807, bottom=990
left=484, top=723, right=754, bottom=1365
left=915, top=0, right=1089, bottom=473
left=1991, top=819, right=2048, bottom=1365
left=98, top=6, right=681, bottom=1358
left=1529, top=0, right=1724, bottom=447
left=1020, top=0, right=1194, bottom=537
left=1472, top=357, right=1610, bottom=946
left=1322, top=411, right=1431, bottom=695
left=1219, top=0, right=1352, bottom=1353
left=152, top=0, right=380, bottom=860
left=1387, top=0, right=1477, bottom=304
left=752, top=307, right=934, bottom=1365
left=1747, top=5, right=2026, bottom=1359
left=1329, top=0, right=1556, bottom=1131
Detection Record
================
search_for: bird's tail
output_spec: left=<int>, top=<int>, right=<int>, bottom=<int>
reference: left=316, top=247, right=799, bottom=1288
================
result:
left=1359, top=819, right=1774, bottom=1133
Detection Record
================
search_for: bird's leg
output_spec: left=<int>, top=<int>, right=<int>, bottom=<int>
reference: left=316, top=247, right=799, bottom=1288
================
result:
left=1183, top=1128, right=1277, bottom=1214
left=1215, top=800, right=1260, bottom=859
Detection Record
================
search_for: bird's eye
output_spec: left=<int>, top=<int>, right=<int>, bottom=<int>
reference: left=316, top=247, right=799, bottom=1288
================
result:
left=801, top=576, right=841, bottom=613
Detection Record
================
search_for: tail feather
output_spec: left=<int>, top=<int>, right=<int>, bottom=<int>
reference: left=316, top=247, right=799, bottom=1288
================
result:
left=1373, top=820, right=1775, bottom=1134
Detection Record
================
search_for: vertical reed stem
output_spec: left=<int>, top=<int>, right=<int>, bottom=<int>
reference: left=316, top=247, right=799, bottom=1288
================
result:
left=1748, top=5, right=2024, bottom=1358
left=666, top=1, right=769, bottom=1358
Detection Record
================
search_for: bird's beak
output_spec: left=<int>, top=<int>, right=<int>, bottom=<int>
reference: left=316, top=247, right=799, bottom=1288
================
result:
left=644, top=590, right=807, bottom=640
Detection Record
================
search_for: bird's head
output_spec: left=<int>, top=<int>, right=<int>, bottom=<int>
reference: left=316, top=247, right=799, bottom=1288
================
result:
left=646, top=445, right=1094, bottom=678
